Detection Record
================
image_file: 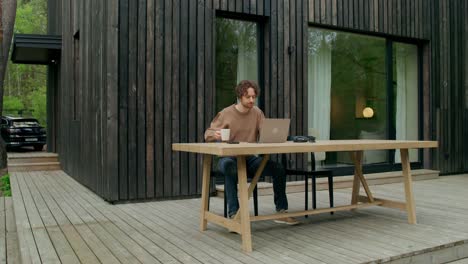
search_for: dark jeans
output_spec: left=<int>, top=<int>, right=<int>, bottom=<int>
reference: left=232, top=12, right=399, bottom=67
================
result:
left=218, top=155, right=288, bottom=217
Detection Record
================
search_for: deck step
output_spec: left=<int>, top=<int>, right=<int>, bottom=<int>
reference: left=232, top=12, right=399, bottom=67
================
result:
left=8, top=156, right=59, bottom=164
left=8, top=162, right=61, bottom=172
left=7, top=152, right=59, bottom=164
left=7, top=152, right=61, bottom=172
left=1, top=197, right=21, bottom=264
left=378, top=239, right=468, bottom=263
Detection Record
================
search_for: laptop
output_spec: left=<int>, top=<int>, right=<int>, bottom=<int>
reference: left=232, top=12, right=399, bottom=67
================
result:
left=258, top=118, right=290, bottom=143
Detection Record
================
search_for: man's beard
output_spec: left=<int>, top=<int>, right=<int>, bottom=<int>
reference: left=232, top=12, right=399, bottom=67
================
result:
left=242, top=102, right=254, bottom=109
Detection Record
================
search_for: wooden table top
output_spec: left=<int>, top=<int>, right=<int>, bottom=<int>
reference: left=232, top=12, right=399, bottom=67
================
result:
left=172, top=139, right=438, bottom=156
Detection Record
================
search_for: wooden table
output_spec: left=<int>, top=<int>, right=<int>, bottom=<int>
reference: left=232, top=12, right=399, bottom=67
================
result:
left=172, top=140, right=438, bottom=252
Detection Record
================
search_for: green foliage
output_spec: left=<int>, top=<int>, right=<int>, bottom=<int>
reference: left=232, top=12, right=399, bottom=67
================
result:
left=28, top=86, right=47, bottom=125
left=0, top=174, right=11, bottom=197
left=3, top=0, right=47, bottom=125
left=15, top=0, right=47, bottom=34
left=3, top=96, right=25, bottom=115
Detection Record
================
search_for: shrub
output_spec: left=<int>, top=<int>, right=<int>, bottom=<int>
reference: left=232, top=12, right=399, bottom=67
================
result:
left=3, top=96, right=25, bottom=116
left=0, top=174, right=11, bottom=197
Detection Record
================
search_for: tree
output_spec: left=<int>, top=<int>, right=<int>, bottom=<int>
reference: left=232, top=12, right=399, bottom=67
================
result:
left=4, top=0, right=47, bottom=99
left=0, top=0, right=18, bottom=171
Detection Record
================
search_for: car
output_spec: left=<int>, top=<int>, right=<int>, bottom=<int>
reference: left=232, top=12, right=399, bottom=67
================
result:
left=0, top=116, right=46, bottom=151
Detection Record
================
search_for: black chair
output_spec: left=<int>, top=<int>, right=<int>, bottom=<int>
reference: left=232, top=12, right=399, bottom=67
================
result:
left=281, top=150, right=334, bottom=215
left=210, top=170, right=260, bottom=218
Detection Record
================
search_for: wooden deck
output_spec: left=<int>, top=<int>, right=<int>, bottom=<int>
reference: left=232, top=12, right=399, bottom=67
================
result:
left=0, top=197, right=21, bottom=264
left=9, top=170, right=468, bottom=263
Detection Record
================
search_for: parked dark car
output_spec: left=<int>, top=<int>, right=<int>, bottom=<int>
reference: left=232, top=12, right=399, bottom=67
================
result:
left=0, top=116, right=46, bottom=151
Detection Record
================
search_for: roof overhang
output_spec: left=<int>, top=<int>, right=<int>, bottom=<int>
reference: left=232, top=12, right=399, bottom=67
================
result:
left=11, top=34, right=61, bottom=65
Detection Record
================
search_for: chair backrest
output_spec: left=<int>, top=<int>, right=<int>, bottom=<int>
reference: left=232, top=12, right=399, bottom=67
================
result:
left=308, top=128, right=325, bottom=160
left=308, top=128, right=326, bottom=170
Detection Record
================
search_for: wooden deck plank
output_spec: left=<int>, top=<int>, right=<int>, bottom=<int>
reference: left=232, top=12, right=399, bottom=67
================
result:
left=27, top=171, right=101, bottom=264
left=47, top=171, right=175, bottom=264
left=5, top=197, right=20, bottom=264
left=16, top=172, right=61, bottom=263
left=225, top=196, right=375, bottom=263
left=49, top=174, right=179, bottom=264
left=129, top=203, right=283, bottom=264
left=34, top=171, right=125, bottom=264
left=347, top=211, right=466, bottom=245
left=10, top=173, right=41, bottom=263
left=10, top=170, right=468, bottom=263
left=53, top=169, right=278, bottom=264
left=163, top=199, right=327, bottom=263
left=178, top=197, right=382, bottom=262
left=204, top=182, right=466, bottom=261
left=54, top=170, right=238, bottom=263
left=199, top=195, right=384, bottom=259
left=355, top=182, right=468, bottom=228
left=140, top=201, right=277, bottom=263
left=115, top=205, right=216, bottom=264
left=38, top=171, right=155, bottom=263
left=0, top=197, right=6, bottom=264
left=24, top=171, right=80, bottom=264
left=52, top=176, right=195, bottom=264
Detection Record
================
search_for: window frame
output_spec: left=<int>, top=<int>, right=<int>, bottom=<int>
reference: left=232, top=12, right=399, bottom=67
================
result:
left=307, top=25, right=425, bottom=176
left=214, top=11, right=267, bottom=110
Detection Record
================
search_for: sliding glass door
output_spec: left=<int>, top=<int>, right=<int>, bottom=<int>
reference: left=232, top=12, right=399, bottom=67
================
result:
left=307, top=27, right=420, bottom=170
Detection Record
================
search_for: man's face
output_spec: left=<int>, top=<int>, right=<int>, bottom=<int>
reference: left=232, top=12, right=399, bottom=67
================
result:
left=240, top=87, right=257, bottom=109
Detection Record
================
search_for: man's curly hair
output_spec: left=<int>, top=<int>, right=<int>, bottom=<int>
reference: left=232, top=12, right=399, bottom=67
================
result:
left=235, top=80, right=260, bottom=98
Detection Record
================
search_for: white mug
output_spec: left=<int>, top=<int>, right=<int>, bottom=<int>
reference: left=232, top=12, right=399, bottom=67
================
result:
left=220, top=129, right=230, bottom=142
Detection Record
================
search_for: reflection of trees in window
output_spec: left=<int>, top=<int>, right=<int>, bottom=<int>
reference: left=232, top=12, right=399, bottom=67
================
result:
left=308, top=27, right=388, bottom=165
left=307, top=30, right=336, bottom=56
left=215, top=18, right=257, bottom=112
left=334, top=34, right=385, bottom=83
left=331, top=33, right=387, bottom=138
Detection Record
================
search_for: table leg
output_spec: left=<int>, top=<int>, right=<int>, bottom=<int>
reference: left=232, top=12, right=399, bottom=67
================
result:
left=401, top=149, right=417, bottom=224
left=248, top=154, right=270, bottom=198
left=350, top=151, right=363, bottom=205
left=234, top=154, right=269, bottom=220
left=237, top=155, right=253, bottom=252
left=200, top=154, right=212, bottom=231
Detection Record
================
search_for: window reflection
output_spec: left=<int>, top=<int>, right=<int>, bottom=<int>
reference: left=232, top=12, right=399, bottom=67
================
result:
left=308, top=27, right=420, bottom=168
left=215, top=18, right=258, bottom=112
left=308, top=28, right=388, bottom=167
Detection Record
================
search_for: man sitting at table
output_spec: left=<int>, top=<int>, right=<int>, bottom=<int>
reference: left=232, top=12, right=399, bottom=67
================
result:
left=204, top=80, right=299, bottom=225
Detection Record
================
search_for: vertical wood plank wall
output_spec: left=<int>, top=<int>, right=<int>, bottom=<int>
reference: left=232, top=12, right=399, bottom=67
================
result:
left=48, top=0, right=467, bottom=201
left=47, top=0, right=119, bottom=201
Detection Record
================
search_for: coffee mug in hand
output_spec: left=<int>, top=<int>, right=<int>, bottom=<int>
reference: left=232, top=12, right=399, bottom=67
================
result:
left=221, top=129, right=230, bottom=142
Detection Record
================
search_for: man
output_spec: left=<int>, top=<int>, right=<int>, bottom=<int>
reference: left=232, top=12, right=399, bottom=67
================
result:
left=204, top=80, right=298, bottom=225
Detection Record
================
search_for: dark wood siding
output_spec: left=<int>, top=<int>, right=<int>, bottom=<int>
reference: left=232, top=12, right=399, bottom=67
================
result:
left=50, top=0, right=467, bottom=201
left=48, top=0, right=119, bottom=201
left=428, top=0, right=467, bottom=174
left=113, top=0, right=310, bottom=199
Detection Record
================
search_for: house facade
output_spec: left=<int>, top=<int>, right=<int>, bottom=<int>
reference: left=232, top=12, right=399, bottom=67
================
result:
left=46, top=0, right=468, bottom=202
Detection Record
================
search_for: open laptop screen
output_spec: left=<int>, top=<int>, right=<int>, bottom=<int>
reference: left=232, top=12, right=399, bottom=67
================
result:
left=258, top=118, right=290, bottom=143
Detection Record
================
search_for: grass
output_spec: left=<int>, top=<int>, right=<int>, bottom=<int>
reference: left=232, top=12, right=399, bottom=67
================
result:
left=0, top=174, right=11, bottom=196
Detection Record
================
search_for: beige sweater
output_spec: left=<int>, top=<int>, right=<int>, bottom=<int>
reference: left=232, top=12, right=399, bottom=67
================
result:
left=204, top=105, right=265, bottom=143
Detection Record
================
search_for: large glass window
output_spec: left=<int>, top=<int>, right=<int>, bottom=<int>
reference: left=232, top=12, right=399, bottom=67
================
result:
left=215, top=18, right=258, bottom=112
left=308, top=27, right=420, bottom=168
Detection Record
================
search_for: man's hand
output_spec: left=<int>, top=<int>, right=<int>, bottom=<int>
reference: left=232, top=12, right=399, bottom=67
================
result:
left=214, top=130, right=222, bottom=141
